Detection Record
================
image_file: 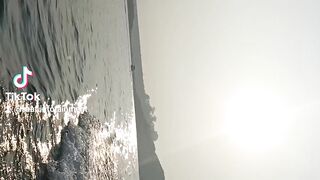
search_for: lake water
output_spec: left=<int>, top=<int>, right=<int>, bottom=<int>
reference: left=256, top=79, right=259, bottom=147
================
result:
left=0, top=0, right=139, bottom=179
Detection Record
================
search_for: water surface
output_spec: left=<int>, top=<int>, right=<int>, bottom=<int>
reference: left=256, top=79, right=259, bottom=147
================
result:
left=0, top=0, right=139, bottom=179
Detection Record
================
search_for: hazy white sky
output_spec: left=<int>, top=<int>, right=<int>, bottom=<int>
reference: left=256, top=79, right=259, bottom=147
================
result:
left=137, top=0, right=320, bottom=179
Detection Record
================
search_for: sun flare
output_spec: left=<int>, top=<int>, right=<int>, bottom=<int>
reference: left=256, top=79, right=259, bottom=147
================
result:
left=222, top=88, right=290, bottom=153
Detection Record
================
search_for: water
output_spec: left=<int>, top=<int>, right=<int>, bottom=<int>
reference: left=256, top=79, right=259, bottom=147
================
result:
left=0, top=0, right=139, bottom=179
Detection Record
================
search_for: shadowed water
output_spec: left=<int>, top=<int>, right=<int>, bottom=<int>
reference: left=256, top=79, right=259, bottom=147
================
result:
left=0, top=0, right=139, bottom=179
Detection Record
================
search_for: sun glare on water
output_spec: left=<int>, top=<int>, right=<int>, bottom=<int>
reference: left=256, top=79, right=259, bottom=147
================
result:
left=222, top=88, right=291, bottom=153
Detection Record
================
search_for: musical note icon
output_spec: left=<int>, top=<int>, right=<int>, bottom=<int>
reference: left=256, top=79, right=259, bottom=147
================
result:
left=13, top=66, right=33, bottom=89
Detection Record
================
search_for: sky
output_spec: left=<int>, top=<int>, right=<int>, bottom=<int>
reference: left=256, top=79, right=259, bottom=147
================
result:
left=137, top=0, right=320, bottom=179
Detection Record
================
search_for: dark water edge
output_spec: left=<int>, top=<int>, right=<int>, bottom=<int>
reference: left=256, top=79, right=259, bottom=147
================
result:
left=127, top=1, right=165, bottom=179
left=0, top=0, right=3, bottom=24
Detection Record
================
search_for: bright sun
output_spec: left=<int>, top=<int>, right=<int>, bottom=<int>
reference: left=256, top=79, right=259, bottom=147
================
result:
left=222, top=88, right=290, bottom=153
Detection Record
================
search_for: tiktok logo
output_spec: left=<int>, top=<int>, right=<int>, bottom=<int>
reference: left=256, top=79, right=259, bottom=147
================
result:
left=13, top=66, right=33, bottom=89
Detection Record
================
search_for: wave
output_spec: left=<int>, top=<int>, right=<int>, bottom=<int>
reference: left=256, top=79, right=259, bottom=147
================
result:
left=0, top=88, right=138, bottom=179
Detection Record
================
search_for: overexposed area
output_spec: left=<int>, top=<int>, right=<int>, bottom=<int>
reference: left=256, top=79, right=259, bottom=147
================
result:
left=138, top=0, right=320, bottom=179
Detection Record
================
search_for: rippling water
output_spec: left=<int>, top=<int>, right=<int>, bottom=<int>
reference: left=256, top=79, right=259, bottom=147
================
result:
left=0, top=0, right=138, bottom=179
